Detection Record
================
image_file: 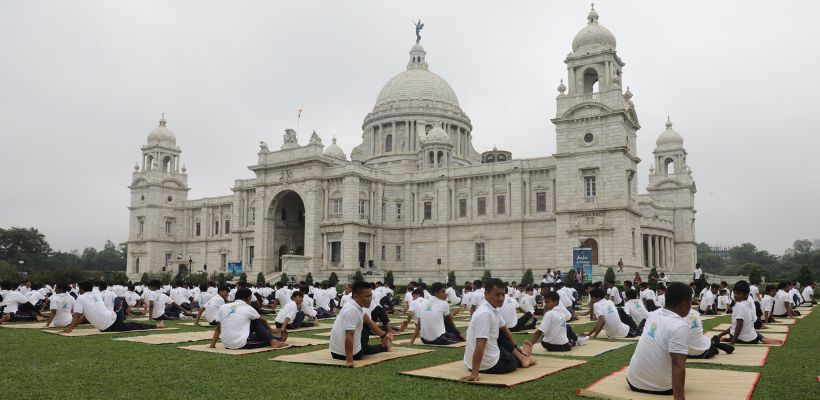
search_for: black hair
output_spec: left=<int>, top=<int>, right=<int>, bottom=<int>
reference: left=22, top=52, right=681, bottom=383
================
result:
left=352, top=280, right=370, bottom=295
left=733, top=281, right=750, bottom=296
left=639, top=282, right=648, bottom=289
left=485, top=278, right=506, bottom=292
left=583, top=283, right=593, bottom=290
left=412, top=288, right=424, bottom=296
left=235, top=288, right=252, bottom=301
left=291, top=291, right=304, bottom=299
left=431, top=282, right=445, bottom=294
left=473, top=280, right=483, bottom=289
left=657, top=285, right=666, bottom=292
left=765, top=285, right=777, bottom=293
left=56, top=282, right=70, bottom=292
left=589, top=288, right=606, bottom=300
left=543, top=291, right=560, bottom=303
left=664, top=282, right=693, bottom=308
left=777, top=282, right=788, bottom=290
left=127, top=284, right=135, bottom=291
left=149, top=280, right=162, bottom=289
left=199, top=284, right=208, bottom=292
left=710, top=283, right=720, bottom=290
left=78, top=281, right=93, bottom=292
left=98, top=281, right=108, bottom=291
left=218, top=284, right=229, bottom=292
left=623, top=280, right=632, bottom=286
left=625, top=289, right=638, bottom=300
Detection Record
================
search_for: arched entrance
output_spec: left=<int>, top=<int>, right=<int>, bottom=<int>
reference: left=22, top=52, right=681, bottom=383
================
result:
left=582, top=238, right=599, bottom=265
left=268, top=190, right=306, bottom=273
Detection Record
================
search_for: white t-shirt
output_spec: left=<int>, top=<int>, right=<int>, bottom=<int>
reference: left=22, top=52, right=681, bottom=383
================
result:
left=761, top=294, right=774, bottom=315
left=216, top=300, right=260, bottom=349
left=640, top=289, right=657, bottom=306
left=716, top=295, right=731, bottom=310
left=26, top=290, right=45, bottom=306
left=418, top=297, right=449, bottom=341
left=656, top=294, right=666, bottom=309
left=499, top=295, right=519, bottom=329
left=196, top=292, right=214, bottom=308
left=124, top=291, right=141, bottom=307
left=685, top=309, right=711, bottom=355
left=694, top=268, right=703, bottom=279
left=274, top=301, right=315, bottom=324
left=275, top=288, right=292, bottom=306
left=329, top=301, right=364, bottom=356
left=314, top=290, right=331, bottom=309
left=626, top=308, right=689, bottom=392
left=788, top=288, right=803, bottom=305
left=557, top=288, right=573, bottom=308
left=625, top=299, right=649, bottom=326
left=74, top=292, right=117, bottom=331
left=730, top=300, right=757, bottom=342
left=699, top=291, right=716, bottom=312
left=201, top=296, right=225, bottom=323
left=607, top=287, right=622, bottom=304
left=464, top=300, right=504, bottom=371
left=149, top=291, right=173, bottom=319
left=1, top=291, right=29, bottom=314
left=101, top=290, right=116, bottom=311
left=749, top=285, right=760, bottom=302
left=801, top=286, right=814, bottom=303
left=538, top=308, right=569, bottom=345
left=593, top=299, right=629, bottom=338
left=772, top=289, right=793, bottom=315
left=519, top=294, right=536, bottom=314
left=404, top=290, right=414, bottom=305
left=445, top=287, right=461, bottom=305
left=49, top=293, right=75, bottom=327
left=410, top=296, right=425, bottom=323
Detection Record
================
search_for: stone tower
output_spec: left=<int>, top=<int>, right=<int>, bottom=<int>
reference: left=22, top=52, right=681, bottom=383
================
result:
left=647, top=117, right=697, bottom=270
left=126, top=114, right=190, bottom=277
left=552, top=5, right=643, bottom=270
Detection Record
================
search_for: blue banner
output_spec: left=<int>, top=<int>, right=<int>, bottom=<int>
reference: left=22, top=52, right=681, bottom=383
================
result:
left=227, top=262, right=243, bottom=275
left=572, top=247, right=593, bottom=283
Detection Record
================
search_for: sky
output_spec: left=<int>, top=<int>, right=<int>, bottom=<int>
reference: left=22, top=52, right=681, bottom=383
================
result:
left=1, top=0, right=818, bottom=255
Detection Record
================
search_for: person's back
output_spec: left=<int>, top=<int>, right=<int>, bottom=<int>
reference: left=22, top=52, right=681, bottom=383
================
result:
left=626, top=308, right=689, bottom=392
left=216, top=300, right=259, bottom=349
left=593, top=299, right=629, bottom=338
left=802, top=285, right=814, bottom=303
left=418, top=297, right=448, bottom=342
left=202, top=295, right=225, bottom=324
left=49, top=292, right=75, bottom=327
left=685, top=309, right=710, bottom=355
left=730, top=300, right=757, bottom=342
left=499, top=295, right=518, bottom=329
left=625, top=299, right=648, bottom=326
left=75, top=292, right=117, bottom=331
left=772, top=288, right=791, bottom=315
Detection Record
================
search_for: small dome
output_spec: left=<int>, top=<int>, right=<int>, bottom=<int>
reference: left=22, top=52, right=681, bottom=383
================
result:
left=572, top=6, right=617, bottom=53
left=424, top=126, right=450, bottom=143
left=147, top=114, right=176, bottom=145
left=324, top=137, right=347, bottom=160
left=656, top=117, right=684, bottom=150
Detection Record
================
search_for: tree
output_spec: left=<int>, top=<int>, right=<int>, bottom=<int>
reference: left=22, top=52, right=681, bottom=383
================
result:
left=141, top=272, right=150, bottom=283
left=279, top=273, right=289, bottom=286
left=647, top=267, right=660, bottom=290
left=0, top=260, right=20, bottom=282
left=353, top=270, right=364, bottom=283
left=256, top=272, right=266, bottom=286
left=604, top=267, right=616, bottom=285
left=521, top=269, right=534, bottom=286
left=793, top=239, right=813, bottom=255
left=239, top=272, right=248, bottom=283
left=0, top=227, right=52, bottom=264
left=328, top=272, right=339, bottom=288
left=564, top=269, right=577, bottom=288
left=748, top=265, right=762, bottom=285
left=482, top=270, right=492, bottom=285
left=305, top=272, right=314, bottom=285
left=797, top=265, right=815, bottom=286
left=385, top=270, right=395, bottom=287
left=447, top=271, right=456, bottom=286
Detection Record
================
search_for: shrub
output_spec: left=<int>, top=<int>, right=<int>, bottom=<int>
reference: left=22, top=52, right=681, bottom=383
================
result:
left=521, top=269, right=534, bottom=286
left=482, top=270, right=493, bottom=285
left=648, top=267, right=660, bottom=290
left=385, top=270, right=394, bottom=286
left=256, top=272, right=266, bottom=286
left=604, top=267, right=616, bottom=285
left=305, top=272, right=314, bottom=285
left=328, top=272, right=339, bottom=288
left=353, top=270, right=364, bottom=283
left=447, top=271, right=456, bottom=286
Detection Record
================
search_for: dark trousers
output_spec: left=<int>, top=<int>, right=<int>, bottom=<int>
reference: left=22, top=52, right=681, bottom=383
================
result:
left=481, top=331, right=519, bottom=374
left=369, top=306, right=390, bottom=329
left=540, top=341, right=572, bottom=352
left=275, top=311, right=311, bottom=329
left=422, top=333, right=460, bottom=345
left=627, top=378, right=673, bottom=395
left=644, top=300, right=658, bottom=312
left=242, top=319, right=283, bottom=349
left=443, top=317, right=463, bottom=339
left=617, top=308, right=639, bottom=337
left=510, top=312, right=536, bottom=332
left=331, top=325, right=387, bottom=360
left=315, top=307, right=335, bottom=319
left=104, top=300, right=157, bottom=332
left=687, top=342, right=720, bottom=359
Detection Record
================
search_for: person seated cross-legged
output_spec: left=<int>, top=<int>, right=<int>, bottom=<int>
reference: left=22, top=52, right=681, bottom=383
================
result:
left=772, top=282, right=799, bottom=318
left=685, top=308, right=733, bottom=359
left=194, top=285, right=229, bottom=327
left=0, top=281, right=46, bottom=323
left=274, top=290, right=318, bottom=331
left=460, top=278, right=536, bottom=382
left=45, top=283, right=75, bottom=328
left=714, top=281, right=783, bottom=346
left=699, top=284, right=719, bottom=315
left=801, top=282, right=816, bottom=305
left=524, top=291, right=588, bottom=352
left=209, top=288, right=287, bottom=350
left=409, top=282, right=464, bottom=345
left=62, top=281, right=159, bottom=333
left=626, top=282, right=693, bottom=398
left=510, top=286, right=538, bottom=332
left=329, top=281, right=393, bottom=367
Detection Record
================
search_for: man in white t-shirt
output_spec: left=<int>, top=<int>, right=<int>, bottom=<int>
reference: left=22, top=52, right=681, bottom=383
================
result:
left=146, top=280, right=181, bottom=322
left=0, top=281, right=44, bottom=322
left=760, top=285, right=777, bottom=323
left=194, top=285, right=228, bottom=326
left=409, top=282, right=463, bottom=345
left=524, top=291, right=588, bottom=352
left=98, top=282, right=117, bottom=311
left=274, top=291, right=318, bottom=330
left=685, top=308, right=734, bottom=359
left=693, top=264, right=703, bottom=281
left=699, top=284, right=718, bottom=315
left=606, top=282, right=623, bottom=307
left=461, top=279, right=535, bottom=382
left=329, top=281, right=392, bottom=367
left=209, top=288, right=286, bottom=350
left=511, top=286, right=538, bottom=332
left=402, top=282, right=417, bottom=313
left=45, top=283, right=75, bottom=328
left=312, top=282, right=335, bottom=319
left=802, top=282, right=816, bottom=305
left=715, top=281, right=782, bottom=346
left=639, top=283, right=658, bottom=312
left=445, top=282, right=461, bottom=305
left=624, top=289, right=649, bottom=335
left=626, top=282, right=692, bottom=396
left=194, top=284, right=213, bottom=310
left=788, top=281, right=804, bottom=309
left=63, top=281, right=159, bottom=333
left=586, top=289, right=634, bottom=339
left=772, top=282, right=797, bottom=317
left=655, top=286, right=666, bottom=309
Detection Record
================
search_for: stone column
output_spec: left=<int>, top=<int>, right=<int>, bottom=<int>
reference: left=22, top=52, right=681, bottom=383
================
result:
left=653, top=235, right=660, bottom=269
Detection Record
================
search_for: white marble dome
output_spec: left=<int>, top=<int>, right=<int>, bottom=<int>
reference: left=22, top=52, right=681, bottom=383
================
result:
left=375, top=69, right=460, bottom=109
left=656, top=118, right=684, bottom=150
left=572, top=7, right=616, bottom=53
left=324, top=137, right=347, bottom=160
left=424, top=126, right=450, bottom=143
left=147, top=114, right=176, bottom=145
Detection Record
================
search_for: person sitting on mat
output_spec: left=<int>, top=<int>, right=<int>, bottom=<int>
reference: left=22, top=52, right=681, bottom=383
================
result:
left=409, top=282, right=464, bottom=345
left=772, top=282, right=798, bottom=318
left=626, top=282, right=692, bottom=398
left=716, top=288, right=733, bottom=313
left=802, top=282, right=816, bottom=305
left=655, top=285, right=666, bottom=309
left=788, top=281, right=804, bottom=308
left=606, top=281, right=623, bottom=307
left=329, top=280, right=393, bottom=367
left=460, top=278, right=536, bottom=382
left=699, top=284, right=719, bottom=315
left=686, top=307, right=733, bottom=359
left=274, top=290, right=318, bottom=331
left=62, top=281, right=160, bottom=333
left=146, top=280, right=181, bottom=323
left=639, top=282, right=658, bottom=312
left=313, top=282, right=335, bottom=319
left=624, top=289, right=648, bottom=336
left=524, top=291, right=588, bottom=352
left=586, top=288, right=635, bottom=339
left=760, top=285, right=777, bottom=324
left=194, top=285, right=229, bottom=326
left=1, top=281, right=47, bottom=323
left=209, top=287, right=287, bottom=350
left=45, top=282, right=75, bottom=328
left=714, top=281, right=783, bottom=346
left=511, top=286, right=538, bottom=332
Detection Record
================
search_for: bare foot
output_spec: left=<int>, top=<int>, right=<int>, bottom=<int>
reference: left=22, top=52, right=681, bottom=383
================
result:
left=270, top=340, right=288, bottom=348
left=156, top=321, right=165, bottom=328
left=522, top=340, right=533, bottom=356
left=520, top=356, right=536, bottom=368
left=280, top=330, right=289, bottom=342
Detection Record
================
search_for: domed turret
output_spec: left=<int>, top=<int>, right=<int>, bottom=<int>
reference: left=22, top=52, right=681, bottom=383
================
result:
left=572, top=4, right=617, bottom=54
left=423, top=126, right=450, bottom=144
left=656, top=116, right=684, bottom=150
left=147, top=113, right=177, bottom=146
left=324, top=137, right=347, bottom=160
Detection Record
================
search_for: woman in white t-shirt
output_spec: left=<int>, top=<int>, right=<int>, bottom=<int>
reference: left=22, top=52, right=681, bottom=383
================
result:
left=715, top=282, right=782, bottom=345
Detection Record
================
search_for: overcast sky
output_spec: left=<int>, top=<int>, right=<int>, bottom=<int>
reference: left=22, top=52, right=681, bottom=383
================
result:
left=1, top=1, right=817, bottom=255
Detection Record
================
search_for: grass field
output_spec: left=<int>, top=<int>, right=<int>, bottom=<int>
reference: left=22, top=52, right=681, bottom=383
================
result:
left=0, top=308, right=817, bottom=399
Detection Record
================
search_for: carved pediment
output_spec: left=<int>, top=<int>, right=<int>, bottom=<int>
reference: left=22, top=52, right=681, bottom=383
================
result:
left=421, top=193, right=435, bottom=201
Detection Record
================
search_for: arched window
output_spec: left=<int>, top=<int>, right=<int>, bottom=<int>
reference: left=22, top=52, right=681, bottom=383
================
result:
left=437, top=151, right=444, bottom=166
left=281, top=207, right=287, bottom=221
left=162, top=156, right=172, bottom=173
left=385, top=134, right=393, bottom=152
left=583, top=68, right=599, bottom=94
left=665, top=157, right=675, bottom=175
left=428, top=151, right=435, bottom=165
left=497, top=155, right=506, bottom=161
left=146, top=155, right=154, bottom=170
left=486, top=155, right=495, bottom=163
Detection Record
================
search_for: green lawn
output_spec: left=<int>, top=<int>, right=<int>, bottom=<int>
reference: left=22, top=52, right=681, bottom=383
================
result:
left=0, top=309, right=816, bottom=399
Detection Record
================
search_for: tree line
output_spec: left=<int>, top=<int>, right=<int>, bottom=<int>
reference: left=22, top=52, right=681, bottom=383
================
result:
left=697, top=239, right=817, bottom=284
